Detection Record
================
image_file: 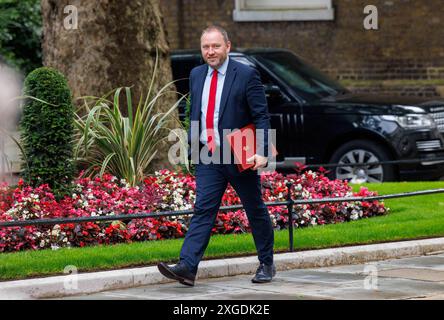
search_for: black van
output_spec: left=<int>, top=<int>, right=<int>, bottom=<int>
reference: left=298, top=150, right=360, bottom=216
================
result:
left=171, top=49, right=444, bottom=183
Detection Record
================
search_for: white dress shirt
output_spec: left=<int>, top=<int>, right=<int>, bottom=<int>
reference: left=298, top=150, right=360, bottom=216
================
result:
left=200, top=56, right=230, bottom=147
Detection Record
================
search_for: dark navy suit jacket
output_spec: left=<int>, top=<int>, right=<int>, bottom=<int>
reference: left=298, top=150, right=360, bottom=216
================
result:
left=187, top=58, right=271, bottom=174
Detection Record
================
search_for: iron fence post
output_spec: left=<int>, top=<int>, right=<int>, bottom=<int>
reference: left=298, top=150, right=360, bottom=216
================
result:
left=286, top=182, right=294, bottom=252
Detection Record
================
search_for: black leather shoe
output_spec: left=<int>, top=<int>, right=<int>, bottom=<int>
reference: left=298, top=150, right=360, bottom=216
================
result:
left=251, top=263, right=276, bottom=283
left=157, top=262, right=196, bottom=286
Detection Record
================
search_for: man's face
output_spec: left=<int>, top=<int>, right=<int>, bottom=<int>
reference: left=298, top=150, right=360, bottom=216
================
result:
left=201, top=30, right=231, bottom=69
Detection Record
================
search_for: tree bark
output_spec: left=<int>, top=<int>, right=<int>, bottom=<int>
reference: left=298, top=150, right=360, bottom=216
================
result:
left=41, top=0, right=179, bottom=172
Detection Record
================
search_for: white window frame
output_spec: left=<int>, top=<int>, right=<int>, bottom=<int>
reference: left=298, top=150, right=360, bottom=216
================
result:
left=233, top=0, right=334, bottom=22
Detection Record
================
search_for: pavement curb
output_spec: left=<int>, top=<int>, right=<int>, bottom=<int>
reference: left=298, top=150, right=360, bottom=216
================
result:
left=1, top=237, right=444, bottom=299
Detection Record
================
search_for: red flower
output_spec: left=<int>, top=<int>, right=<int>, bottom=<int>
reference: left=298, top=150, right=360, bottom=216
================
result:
left=0, top=168, right=388, bottom=252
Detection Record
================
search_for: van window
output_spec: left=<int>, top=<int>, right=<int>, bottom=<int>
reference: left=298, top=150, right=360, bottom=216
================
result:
left=252, top=51, right=348, bottom=101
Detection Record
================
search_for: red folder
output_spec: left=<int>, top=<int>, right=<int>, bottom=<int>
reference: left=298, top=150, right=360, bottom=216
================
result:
left=226, top=124, right=278, bottom=172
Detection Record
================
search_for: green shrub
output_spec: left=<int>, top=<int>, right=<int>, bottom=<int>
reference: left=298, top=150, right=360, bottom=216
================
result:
left=20, top=67, right=75, bottom=197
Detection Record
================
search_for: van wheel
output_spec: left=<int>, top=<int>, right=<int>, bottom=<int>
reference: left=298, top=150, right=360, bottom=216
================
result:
left=327, top=140, right=396, bottom=183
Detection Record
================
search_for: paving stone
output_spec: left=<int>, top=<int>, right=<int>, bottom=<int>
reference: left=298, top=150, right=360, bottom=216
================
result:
left=313, top=262, right=395, bottom=274
left=63, top=281, right=233, bottom=300
left=276, top=269, right=366, bottom=283
left=309, top=287, right=415, bottom=300
left=180, top=289, right=325, bottom=300
left=379, top=256, right=444, bottom=270
left=378, top=268, right=444, bottom=282
left=292, top=276, right=444, bottom=300
left=369, top=277, right=444, bottom=298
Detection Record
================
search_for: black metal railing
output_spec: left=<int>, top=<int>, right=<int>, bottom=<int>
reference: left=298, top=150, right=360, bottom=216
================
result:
left=301, top=156, right=444, bottom=169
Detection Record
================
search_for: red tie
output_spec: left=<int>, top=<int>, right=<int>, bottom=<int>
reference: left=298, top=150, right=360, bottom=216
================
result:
left=206, top=69, right=218, bottom=153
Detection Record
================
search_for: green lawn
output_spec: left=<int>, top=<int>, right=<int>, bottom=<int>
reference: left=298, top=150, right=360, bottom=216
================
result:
left=1, top=181, right=443, bottom=281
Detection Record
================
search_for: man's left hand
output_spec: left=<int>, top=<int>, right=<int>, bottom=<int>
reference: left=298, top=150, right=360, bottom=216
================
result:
left=246, top=154, right=268, bottom=170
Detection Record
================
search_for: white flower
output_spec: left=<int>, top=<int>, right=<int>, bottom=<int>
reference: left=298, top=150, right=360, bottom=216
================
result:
left=350, top=209, right=359, bottom=220
left=302, top=190, right=311, bottom=199
left=30, top=193, right=39, bottom=200
left=6, top=208, right=16, bottom=216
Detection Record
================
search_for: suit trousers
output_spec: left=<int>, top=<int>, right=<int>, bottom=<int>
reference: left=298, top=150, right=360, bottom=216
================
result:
left=179, top=155, right=274, bottom=274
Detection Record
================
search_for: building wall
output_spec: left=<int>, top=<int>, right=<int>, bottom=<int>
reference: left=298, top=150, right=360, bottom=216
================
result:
left=160, top=0, right=444, bottom=97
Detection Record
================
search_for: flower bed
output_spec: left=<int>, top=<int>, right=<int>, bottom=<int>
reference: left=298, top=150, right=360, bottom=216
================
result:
left=0, top=169, right=388, bottom=252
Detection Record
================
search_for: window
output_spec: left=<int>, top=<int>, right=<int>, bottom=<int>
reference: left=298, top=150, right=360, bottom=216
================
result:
left=233, top=0, right=334, bottom=21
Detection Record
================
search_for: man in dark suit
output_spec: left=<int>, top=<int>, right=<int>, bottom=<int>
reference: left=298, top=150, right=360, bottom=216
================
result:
left=158, top=25, right=275, bottom=286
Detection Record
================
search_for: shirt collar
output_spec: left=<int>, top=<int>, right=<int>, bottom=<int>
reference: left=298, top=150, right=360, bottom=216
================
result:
left=207, top=56, right=229, bottom=77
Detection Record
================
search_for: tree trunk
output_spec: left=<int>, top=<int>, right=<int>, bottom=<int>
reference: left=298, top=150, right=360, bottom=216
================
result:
left=41, top=0, right=178, bottom=172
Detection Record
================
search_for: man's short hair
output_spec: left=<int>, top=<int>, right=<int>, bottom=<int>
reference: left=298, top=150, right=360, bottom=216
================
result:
left=201, top=25, right=230, bottom=44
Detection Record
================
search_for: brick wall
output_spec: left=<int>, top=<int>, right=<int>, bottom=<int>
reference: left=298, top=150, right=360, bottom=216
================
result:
left=160, top=0, right=444, bottom=97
